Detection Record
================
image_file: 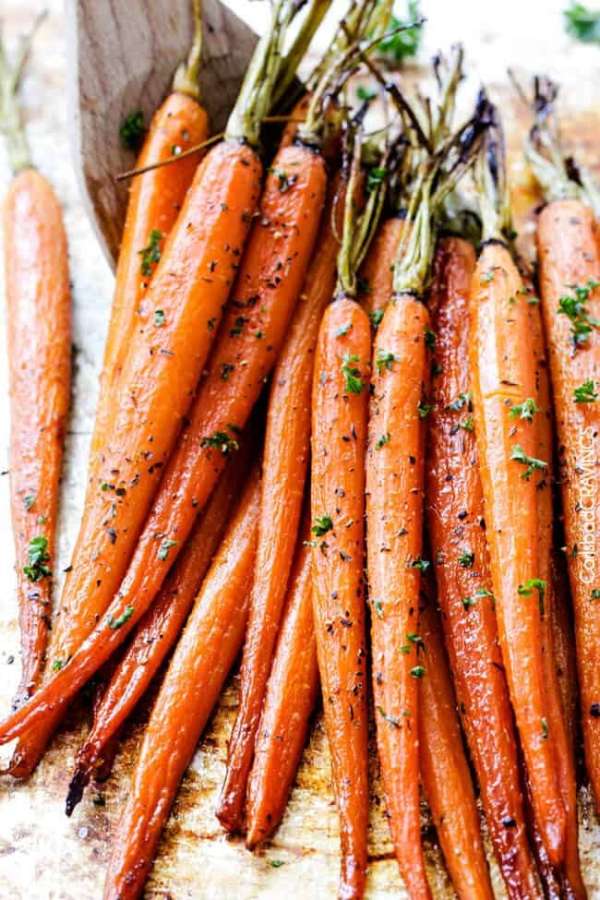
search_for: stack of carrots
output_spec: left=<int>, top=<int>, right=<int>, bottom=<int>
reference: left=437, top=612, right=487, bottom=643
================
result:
left=1, top=3, right=599, bottom=899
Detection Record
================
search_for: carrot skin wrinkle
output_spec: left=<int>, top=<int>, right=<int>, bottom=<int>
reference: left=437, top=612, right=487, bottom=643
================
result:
left=312, top=298, right=370, bottom=900
left=366, top=294, right=432, bottom=900
left=427, top=238, right=541, bottom=899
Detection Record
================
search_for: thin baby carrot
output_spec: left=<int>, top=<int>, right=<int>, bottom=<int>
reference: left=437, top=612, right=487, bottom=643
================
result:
left=0, top=0, right=327, bottom=758
left=427, top=236, right=540, bottom=898
left=102, top=466, right=261, bottom=900
left=245, top=519, right=319, bottom=848
left=418, top=592, right=494, bottom=900
left=90, top=0, right=209, bottom=458
left=469, top=114, right=565, bottom=865
left=357, top=216, right=404, bottom=319
left=551, top=552, right=578, bottom=745
left=65, top=440, right=251, bottom=812
left=1, top=22, right=71, bottom=708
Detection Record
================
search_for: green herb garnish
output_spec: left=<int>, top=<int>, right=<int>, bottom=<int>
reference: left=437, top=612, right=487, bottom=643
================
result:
left=23, top=535, right=51, bottom=582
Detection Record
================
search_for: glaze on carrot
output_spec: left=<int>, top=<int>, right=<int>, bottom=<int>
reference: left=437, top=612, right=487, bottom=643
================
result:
left=1, top=0, right=296, bottom=775
left=418, top=593, right=494, bottom=900
left=217, top=172, right=341, bottom=832
left=1, top=24, right=71, bottom=709
left=65, top=443, right=251, bottom=812
left=102, top=467, right=261, bottom=900
left=312, top=298, right=371, bottom=900
left=470, top=124, right=565, bottom=861
left=245, top=520, right=319, bottom=848
left=427, top=237, right=540, bottom=898
left=357, top=216, right=403, bottom=318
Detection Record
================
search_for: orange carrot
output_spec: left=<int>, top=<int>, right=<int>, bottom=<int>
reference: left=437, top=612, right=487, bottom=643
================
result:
left=418, top=593, right=494, bottom=900
left=551, top=552, right=578, bottom=745
left=358, top=216, right=404, bottom=318
left=245, top=520, right=319, bottom=847
left=90, top=0, right=209, bottom=458
left=470, top=121, right=566, bottom=861
left=65, top=442, right=251, bottom=812
left=311, top=298, right=371, bottom=900
left=217, top=173, right=342, bottom=831
left=0, top=1, right=327, bottom=757
left=530, top=292, right=585, bottom=897
left=367, top=291, right=431, bottom=900
left=103, top=466, right=261, bottom=900
left=2, top=1, right=295, bottom=775
left=1, top=24, right=71, bottom=708
left=427, top=237, right=540, bottom=898
left=536, top=200, right=600, bottom=806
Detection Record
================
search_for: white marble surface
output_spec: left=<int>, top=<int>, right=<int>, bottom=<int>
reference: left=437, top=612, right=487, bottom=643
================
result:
left=0, top=1, right=599, bottom=898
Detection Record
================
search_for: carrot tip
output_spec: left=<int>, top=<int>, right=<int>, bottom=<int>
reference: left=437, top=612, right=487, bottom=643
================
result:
left=65, top=768, right=88, bottom=817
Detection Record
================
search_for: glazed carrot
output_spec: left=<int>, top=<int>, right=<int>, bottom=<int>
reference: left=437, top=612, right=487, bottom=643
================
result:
left=103, top=466, right=261, bottom=900
left=65, top=442, right=251, bottom=812
left=357, top=216, right=404, bottom=318
left=427, top=237, right=540, bottom=898
left=536, top=202, right=600, bottom=805
left=551, top=552, right=578, bottom=745
left=469, top=119, right=565, bottom=865
left=217, top=171, right=342, bottom=832
left=312, top=298, right=371, bottom=900
left=367, top=285, right=431, bottom=900
left=2, top=1, right=294, bottom=775
left=1, top=24, right=70, bottom=707
left=245, top=521, right=319, bottom=847
left=90, top=0, right=209, bottom=458
left=0, top=0, right=327, bottom=757
left=418, top=593, right=494, bottom=900
left=530, top=293, right=585, bottom=897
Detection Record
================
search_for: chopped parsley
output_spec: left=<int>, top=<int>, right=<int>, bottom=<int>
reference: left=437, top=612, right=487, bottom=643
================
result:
left=518, top=578, right=547, bottom=615
left=312, top=515, right=333, bottom=537
left=107, top=605, right=135, bottom=629
left=511, top=444, right=548, bottom=480
left=417, top=401, right=434, bottom=418
left=509, top=397, right=539, bottom=421
left=458, top=550, right=474, bottom=568
left=459, top=416, right=474, bottom=432
left=370, top=309, right=384, bottom=329
left=119, top=110, right=145, bottom=150
left=356, top=85, right=377, bottom=102
left=462, top=588, right=493, bottom=609
left=592, top=589, right=600, bottom=600
left=408, top=557, right=430, bottom=572
left=564, top=2, right=600, bottom=43
left=158, top=539, right=178, bottom=561
left=410, top=665, right=425, bottom=678
left=201, top=431, right=239, bottom=455
left=574, top=379, right=598, bottom=403
left=23, top=535, right=51, bottom=582
left=558, top=280, right=600, bottom=348
left=341, top=353, right=364, bottom=394
left=139, top=229, right=163, bottom=277
left=376, top=349, right=397, bottom=373
left=51, top=659, right=65, bottom=672
left=154, top=309, right=166, bottom=327
left=375, top=432, right=391, bottom=450
left=447, top=391, right=472, bottom=412
left=23, top=493, right=36, bottom=511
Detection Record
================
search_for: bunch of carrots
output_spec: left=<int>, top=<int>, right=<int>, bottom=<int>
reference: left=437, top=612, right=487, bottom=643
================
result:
left=1, top=2, right=599, bottom=899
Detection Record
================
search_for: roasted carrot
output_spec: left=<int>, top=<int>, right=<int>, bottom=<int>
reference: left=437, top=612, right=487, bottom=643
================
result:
left=2, top=0, right=295, bottom=775
left=103, top=466, right=261, bottom=900
left=530, top=291, right=586, bottom=897
left=358, top=216, right=404, bottom=318
left=0, top=0, right=327, bottom=758
left=427, top=237, right=540, bottom=898
left=312, top=297, right=371, bottom=900
left=65, top=441, right=251, bottom=813
left=1, top=22, right=71, bottom=708
left=245, top=519, right=319, bottom=848
left=536, top=202, right=600, bottom=805
left=551, top=551, right=578, bottom=745
left=469, top=116, right=565, bottom=865
left=89, top=0, right=209, bottom=459
left=418, top=592, right=494, bottom=900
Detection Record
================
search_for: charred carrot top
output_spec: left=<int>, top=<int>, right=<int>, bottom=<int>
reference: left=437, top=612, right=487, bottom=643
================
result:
left=469, top=109, right=565, bottom=865
left=527, top=77, right=600, bottom=813
left=0, top=0, right=315, bottom=770
left=427, top=237, right=540, bottom=899
left=418, top=591, right=494, bottom=900
left=0, top=21, right=71, bottom=709
left=89, top=0, right=209, bottom=461
left=103, top=467, right=261, bottom=900
left=217, top=8, right=391, bottom=835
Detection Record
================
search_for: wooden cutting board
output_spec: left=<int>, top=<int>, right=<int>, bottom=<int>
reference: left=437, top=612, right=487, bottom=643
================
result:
left=0, top=1, right=599, bottom=898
